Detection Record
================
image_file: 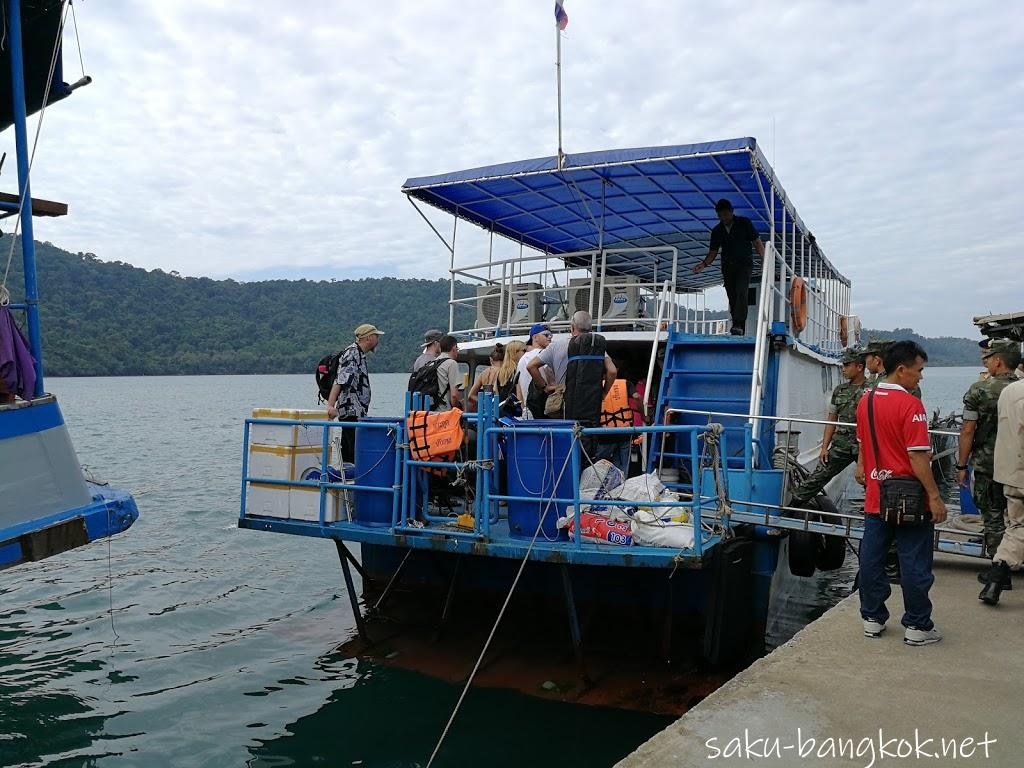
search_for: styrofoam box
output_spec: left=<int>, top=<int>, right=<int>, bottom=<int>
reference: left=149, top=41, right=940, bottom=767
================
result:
left=248, top=444, right=322, bottom=483
left=246, top=483, right=290, bottom=519
left=251, top=408, right=329, bottom=449
left=289, top=486, right=349, bottom=523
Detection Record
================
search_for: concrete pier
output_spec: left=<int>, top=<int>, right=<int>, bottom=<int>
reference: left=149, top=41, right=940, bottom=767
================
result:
left=619, top=553, right=1022, bottom=767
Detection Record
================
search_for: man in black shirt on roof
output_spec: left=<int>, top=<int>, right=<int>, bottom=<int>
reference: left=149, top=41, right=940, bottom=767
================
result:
left=692, top=198, right=765, bottom=335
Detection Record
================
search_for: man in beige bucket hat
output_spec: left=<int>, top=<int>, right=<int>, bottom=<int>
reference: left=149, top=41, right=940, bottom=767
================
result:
left=326, top=323, right=384, bottom=461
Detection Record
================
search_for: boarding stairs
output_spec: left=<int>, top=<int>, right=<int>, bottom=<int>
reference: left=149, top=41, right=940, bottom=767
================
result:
left=648, top=332, right=777, bottom=488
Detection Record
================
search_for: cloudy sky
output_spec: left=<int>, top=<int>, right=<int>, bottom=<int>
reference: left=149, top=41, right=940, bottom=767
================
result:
left=4, top=0, right=1021, bottom=337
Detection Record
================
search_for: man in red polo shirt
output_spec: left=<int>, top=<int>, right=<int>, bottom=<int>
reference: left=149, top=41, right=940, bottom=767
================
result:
left=855, top=340, right=948, bottom=646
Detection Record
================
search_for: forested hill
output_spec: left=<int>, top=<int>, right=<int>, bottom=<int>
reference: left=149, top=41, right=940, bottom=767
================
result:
left=5, top=242, right=453, bottom=375
left=2, top=241, right=986, bottom=375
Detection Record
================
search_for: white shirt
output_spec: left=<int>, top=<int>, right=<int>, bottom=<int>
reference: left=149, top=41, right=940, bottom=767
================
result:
left=517, top=349, right=544, bottom=405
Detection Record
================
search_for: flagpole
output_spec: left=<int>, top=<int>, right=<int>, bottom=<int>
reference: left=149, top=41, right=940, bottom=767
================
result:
left=555, top=21, right=564, bottom=170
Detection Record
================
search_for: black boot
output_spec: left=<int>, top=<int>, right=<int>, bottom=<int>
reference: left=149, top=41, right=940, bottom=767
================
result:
left=979, top=561, right=1011, bottom=605
left=977, top=568, right=1013, bottom=591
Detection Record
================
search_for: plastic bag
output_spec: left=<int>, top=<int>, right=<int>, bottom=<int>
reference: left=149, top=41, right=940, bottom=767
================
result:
left=631, top=509, right=695, bottom=549
left=558, top=511, right=633, bottom=545
left=610, top=473, right=667, bottom=503
left=579, top=460, right=625, bottom=501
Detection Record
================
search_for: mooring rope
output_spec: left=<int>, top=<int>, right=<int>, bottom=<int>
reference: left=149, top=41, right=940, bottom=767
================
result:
left=425, top=427, right=580, bottom=768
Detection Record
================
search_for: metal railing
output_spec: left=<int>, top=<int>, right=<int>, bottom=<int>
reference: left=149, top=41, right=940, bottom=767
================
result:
left=239, top=396, right=984, bottom=562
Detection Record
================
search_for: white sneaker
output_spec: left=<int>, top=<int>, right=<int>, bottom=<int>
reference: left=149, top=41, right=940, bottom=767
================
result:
left=904, top=626, right=942, bottom=646
left=863, top=619, right=886, bottom=638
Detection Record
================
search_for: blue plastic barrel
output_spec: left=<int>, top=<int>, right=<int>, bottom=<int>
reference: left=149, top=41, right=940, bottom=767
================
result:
left=354, top=418, right=400, bottom=527
left=505, top=420, right=575, bottom=540
left=301, top=463, right=355, bottom=485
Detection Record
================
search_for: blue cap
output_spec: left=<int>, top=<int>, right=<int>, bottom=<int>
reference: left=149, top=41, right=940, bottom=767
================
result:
left=528, top=323, right=549, bottom=339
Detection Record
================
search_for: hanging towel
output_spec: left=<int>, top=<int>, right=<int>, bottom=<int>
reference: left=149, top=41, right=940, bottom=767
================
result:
left=0, top=305, right=37, bottom=400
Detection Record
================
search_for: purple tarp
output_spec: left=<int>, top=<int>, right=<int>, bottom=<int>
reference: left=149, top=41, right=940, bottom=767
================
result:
left=0, top=305, right=36, bottom=399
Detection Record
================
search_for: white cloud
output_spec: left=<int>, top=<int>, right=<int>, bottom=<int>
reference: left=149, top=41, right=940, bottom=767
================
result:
left=3, top=0, right=1020, bottom=337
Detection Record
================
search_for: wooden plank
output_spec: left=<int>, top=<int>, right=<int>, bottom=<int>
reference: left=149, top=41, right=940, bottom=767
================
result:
left=0, top=190, right=68, bottom=217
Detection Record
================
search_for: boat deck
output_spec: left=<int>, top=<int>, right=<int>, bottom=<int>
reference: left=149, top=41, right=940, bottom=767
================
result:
left=238, top=515, right=717, bottom=569
left=618, top=552, right=1021, bottom=766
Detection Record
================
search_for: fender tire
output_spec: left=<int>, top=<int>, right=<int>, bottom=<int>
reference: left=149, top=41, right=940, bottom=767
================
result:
left=813, top=495, right=847, bottom=571
left=788, top=529, right=818, bottom=577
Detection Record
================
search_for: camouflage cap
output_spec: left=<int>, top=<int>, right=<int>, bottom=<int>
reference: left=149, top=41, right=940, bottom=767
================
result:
left=978, top=339, right=1019, bottom=370
left=981, top=338, right=1019, bottom=357
left=840, top=347, right=866, bottom=365
left=863, top=338, right=892, bottom=357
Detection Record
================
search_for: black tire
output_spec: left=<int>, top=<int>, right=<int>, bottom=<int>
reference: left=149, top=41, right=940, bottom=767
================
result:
left=814, top=495, right=847, bottom=571
left=788, top=529, right=818, bottom=577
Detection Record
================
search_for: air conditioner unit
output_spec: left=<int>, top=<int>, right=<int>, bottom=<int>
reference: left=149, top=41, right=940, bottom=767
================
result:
left=475, top=283, right=542, bottom=329
left=568, top=276, right=638, bottom=324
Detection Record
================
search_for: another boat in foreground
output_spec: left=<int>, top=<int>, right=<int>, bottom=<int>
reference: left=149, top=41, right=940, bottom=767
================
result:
left=0, top=0, right=138, bottom=570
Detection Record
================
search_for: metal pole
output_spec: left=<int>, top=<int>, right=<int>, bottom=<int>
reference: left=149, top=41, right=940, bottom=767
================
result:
left=336, top=540, right=368, bottom=642
left=555, top=19, right=564, bottom=170
left=7, top=0, right=44, bottom=397
left=449, top=213, right=458, bottom=333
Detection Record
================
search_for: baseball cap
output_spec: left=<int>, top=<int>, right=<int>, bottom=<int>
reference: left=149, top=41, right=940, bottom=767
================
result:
left=354, top=323, right=385, bottom=338
left=421, top=329, right=443, bottom=347
left=528, top=323, right=550, bottom=339
left=840, top=347, right=866, bottom=365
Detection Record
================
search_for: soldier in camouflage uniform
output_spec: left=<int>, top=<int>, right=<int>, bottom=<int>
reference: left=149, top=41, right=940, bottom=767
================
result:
left=958, top=339, right=1022, bottom=556
left=790, top=347, right=868, bottom=506
left=865, top=338, right=922, bottom=400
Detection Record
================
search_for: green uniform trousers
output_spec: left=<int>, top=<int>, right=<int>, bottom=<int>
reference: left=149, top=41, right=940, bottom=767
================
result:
left=791, top=444, right=858, bottom=506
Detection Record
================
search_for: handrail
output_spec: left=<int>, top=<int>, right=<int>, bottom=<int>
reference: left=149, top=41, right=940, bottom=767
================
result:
left=668, top=407, right=960, bottom=439
left=748, top=241, right=778, bottom=437
left=240, top=395, right=984, bottom=561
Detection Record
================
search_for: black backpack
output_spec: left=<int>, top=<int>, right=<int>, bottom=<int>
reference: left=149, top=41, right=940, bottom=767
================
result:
left=315, top=350, right=343, bottom=404
left=407, top=358, right=445, bottom=409
left=496, top=371, right=521, bottom=417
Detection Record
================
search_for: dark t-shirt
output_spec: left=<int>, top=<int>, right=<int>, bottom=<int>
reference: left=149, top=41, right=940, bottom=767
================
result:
left=709, top=216, right=759, bottom=265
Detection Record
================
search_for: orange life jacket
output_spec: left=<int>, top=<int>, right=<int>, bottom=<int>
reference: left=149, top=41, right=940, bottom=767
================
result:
left=599, top=380, right=633, bottom=429
left=406, top=408, right=465, bottom=472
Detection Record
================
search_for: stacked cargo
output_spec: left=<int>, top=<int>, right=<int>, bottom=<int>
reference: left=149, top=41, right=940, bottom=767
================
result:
left=246, top=408, right=348, bottom=523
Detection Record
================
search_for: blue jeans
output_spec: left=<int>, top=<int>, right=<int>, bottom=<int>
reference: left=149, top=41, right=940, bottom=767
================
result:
left=591, top=439, right=632, bottom=477
left=858, top=514, right=936, bottom=630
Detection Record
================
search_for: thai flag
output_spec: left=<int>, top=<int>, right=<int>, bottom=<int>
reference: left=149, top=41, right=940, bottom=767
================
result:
left=554, top=1, right=568, bottom=30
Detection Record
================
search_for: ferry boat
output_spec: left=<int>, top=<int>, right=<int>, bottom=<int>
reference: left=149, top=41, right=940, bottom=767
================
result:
left=0, top=0, right=138, bottom=570
left=238, top=139, right=984, bottom=670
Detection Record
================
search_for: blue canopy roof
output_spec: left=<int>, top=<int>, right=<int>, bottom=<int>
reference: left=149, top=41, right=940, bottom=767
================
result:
left=403, top=138, right=845, bottom=290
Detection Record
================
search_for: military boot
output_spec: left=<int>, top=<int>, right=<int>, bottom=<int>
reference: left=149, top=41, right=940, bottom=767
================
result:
left=977, top=568, right=1012, bottom=591
left=979, top=561, right=1011, bottom=605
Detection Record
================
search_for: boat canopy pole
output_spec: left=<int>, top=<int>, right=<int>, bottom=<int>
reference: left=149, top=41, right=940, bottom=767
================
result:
left=7, top=0, right=45, bottom=397
left=555, top=13, right=564, bottom=170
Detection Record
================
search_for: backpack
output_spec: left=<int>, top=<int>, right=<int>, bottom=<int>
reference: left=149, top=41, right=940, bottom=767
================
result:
left=315, top=350, right=343, bottom=404
left=407, top=357, right=445, bottom=409
left=496, top=371, right=521, bottom=417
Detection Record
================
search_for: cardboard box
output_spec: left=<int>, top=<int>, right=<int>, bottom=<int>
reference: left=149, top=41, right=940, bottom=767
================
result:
left=251, top=407, right=329, bottom=449
left=245, top=482, right=290, bottom=519
left=248, top=444, right=323, bottom=483
left=289, top=486, right=349, bottom=523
